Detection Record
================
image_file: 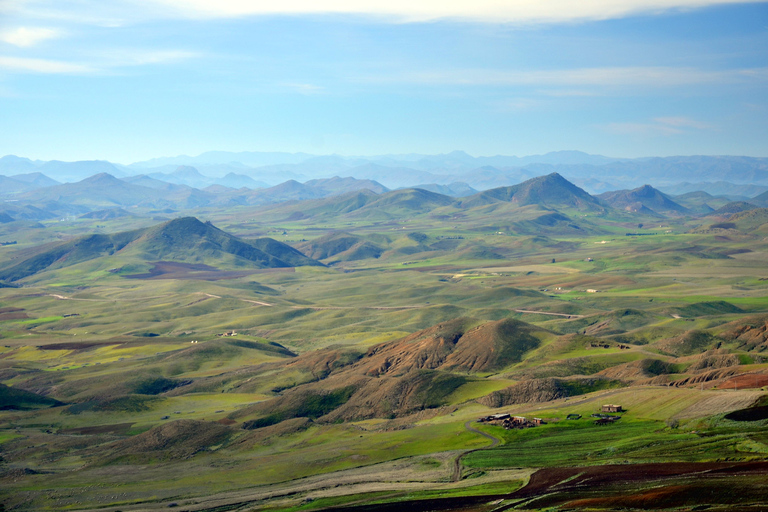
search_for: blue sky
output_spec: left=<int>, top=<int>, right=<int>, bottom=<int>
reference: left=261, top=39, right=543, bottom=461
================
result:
left=0, top=0, right=766, bottom=163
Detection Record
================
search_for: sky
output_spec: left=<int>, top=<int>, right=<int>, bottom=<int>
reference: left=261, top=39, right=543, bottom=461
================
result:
left=0, top=0, right=766, bottom=164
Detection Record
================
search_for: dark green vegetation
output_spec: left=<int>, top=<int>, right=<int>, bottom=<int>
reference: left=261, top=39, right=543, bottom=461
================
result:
left=1, top=172, right=768, bottom=511
left=0, top=383, right=63, bottom=410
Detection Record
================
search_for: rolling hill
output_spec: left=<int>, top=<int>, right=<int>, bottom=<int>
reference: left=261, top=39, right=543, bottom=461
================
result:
left=598, top=185, right=691, bottom=216
left=230, top=317, right=549, bottom=423
left=295, top=231, right=384, bottom=261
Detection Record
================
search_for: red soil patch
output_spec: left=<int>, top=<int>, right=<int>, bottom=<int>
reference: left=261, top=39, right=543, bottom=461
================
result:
left=719, top=372, right=768, bottom=389
left=567, top=485, right=692, bottom=508
left=123, top=261, right=294, bottom=281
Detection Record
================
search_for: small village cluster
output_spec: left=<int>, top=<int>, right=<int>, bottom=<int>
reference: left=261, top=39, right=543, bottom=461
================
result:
left=589, top=342, right=632, bottom=350
left=479, top=404, right=624, bottom=429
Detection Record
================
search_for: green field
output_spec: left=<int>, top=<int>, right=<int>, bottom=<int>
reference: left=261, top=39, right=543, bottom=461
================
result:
left=1, top=191, right=768, bottom=511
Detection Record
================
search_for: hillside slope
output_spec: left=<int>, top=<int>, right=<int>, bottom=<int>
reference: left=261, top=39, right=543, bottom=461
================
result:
left=231, top=318, right=549, bottom=423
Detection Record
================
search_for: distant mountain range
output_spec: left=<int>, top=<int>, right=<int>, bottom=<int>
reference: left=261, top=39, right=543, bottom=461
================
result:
left=2, top=151, right=767, bottom=194
left=0, top=170, right=761, bottom=225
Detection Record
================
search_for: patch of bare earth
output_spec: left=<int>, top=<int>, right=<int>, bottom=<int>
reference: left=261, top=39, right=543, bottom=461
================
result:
left=122, top=261, right=294, bottom=281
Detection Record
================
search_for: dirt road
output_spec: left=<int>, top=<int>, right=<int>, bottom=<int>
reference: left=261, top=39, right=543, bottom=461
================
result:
left=451, top=421, right=501, bottom=482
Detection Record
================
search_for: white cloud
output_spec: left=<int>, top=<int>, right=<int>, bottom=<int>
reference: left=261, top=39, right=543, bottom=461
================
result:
left=0, top=55, right=92, bottom=73
left=146, top=0, right=766, bottom=22
left=0, top=27, right=61, bottom=47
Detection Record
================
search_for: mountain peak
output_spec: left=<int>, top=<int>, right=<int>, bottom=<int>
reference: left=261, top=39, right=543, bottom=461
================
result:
left=79, top=172, right=121, bottom=184
left=172, top=165, right=204, bottom=178
left=461, top=172, right=603, bottom=211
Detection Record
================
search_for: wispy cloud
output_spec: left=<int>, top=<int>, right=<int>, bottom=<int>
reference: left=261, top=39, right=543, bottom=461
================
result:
left=605, top=116, right=713, bottom=135
left=281, top=82, right=325, bottom=95
left=0, top=49, right=199, bottom=75
left=359, top=66, right=767, bottom=88
left=654, top=116, right=712, bottom=129
left=0, top=27, right=62, bottom=47
left=0, top=55, right=92, bottom=74
left=499, top=97, right=542, bottom=111
left=97, top=49, right=200, bottom=66
left=147, top=0, right=767, bottom=23
left=537, top=89, right=598, bottom=97
left=4, top=0, right=765, bottom=25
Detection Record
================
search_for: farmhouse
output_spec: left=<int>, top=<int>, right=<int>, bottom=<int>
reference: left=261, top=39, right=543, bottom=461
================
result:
left=602, top=404, right=623, bottom=413
left=478, top=414, right=545, bottom=429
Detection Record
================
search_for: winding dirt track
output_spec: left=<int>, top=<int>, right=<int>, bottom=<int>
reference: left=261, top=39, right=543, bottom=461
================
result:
left=451, top=421, right=501, bottom=482
left=513, top=309, right=583, bottom=318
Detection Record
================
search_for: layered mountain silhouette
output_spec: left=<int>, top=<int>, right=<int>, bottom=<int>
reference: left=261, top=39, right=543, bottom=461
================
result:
left=0, top=168, right=753, bottom=228
left=0, top=217, right=322, bottom=282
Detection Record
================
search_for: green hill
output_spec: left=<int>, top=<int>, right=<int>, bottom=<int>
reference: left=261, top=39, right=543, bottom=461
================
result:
left=0, top=217, right=322, bottom=281
left=708, top=201, right=759, bottom=216
left=598, top=185, right=691, bottom=216
left=723, top=208, right=768, bottom=233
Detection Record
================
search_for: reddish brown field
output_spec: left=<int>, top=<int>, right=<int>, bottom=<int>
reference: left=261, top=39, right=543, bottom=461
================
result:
left=510, top=462, right=768, bottom=510
left=0, top=307, right=29, bottom=320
